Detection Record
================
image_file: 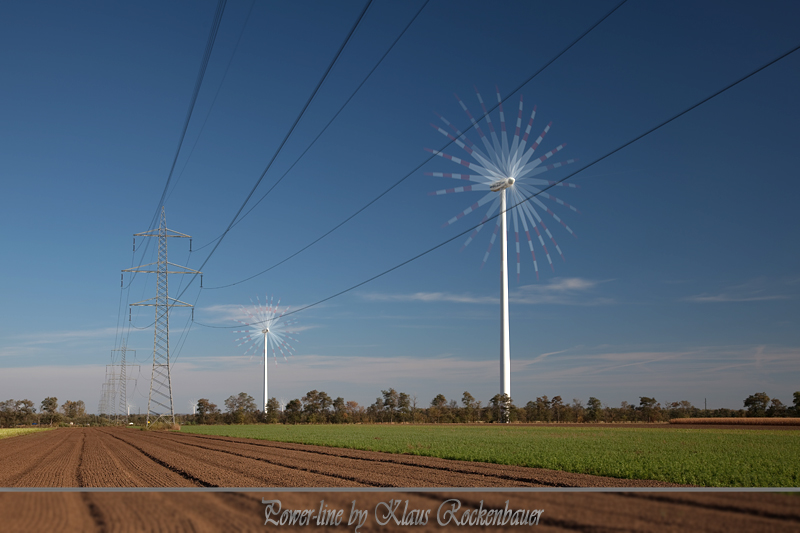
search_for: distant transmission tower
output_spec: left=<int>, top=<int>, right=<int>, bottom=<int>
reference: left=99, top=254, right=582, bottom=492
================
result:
left=116, top=345, right=128, bottom=422
left=123, top=207, right=200, bottom=426
left=111, top=348, right=137, bottom=424
left=98, top=374, right=115, bottom=417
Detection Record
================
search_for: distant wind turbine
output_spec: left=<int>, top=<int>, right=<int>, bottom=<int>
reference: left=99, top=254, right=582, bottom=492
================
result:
left=234, top=295, right=298, bottom=413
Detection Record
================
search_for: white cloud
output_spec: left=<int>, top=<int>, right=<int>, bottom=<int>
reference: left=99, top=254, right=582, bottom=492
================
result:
left=198, top=303, right=244, bottom=323
left=0, top=326, right=146, bottom=362
left=684, top=277, right=795, bottom=303
left=0, top=364, right=108, bottom=404
left=512, top=278, right=614, bottom=305
left=194, top=304, right=319, bottom=341
left=510, top=345, right=800, bottom=403
left=362, top=292, right=496, bottom=304
left=362, top=278, right=614, bottom=306
left=0, top=346, right=39, bottom=358
left=528, top=349, right=568, bottom=365
left=2, top=345, right=799, bottom=412
left=685, top=294, right=789, bottom=303
left=534, top=278, right=600, bottom=292
left=0, top=327, right=153, bottom=366
left=198, top=303, right=322, bottom=331
left=11, top=327, right=121, bottom=346
left=178, top=353, right=496, bottom=384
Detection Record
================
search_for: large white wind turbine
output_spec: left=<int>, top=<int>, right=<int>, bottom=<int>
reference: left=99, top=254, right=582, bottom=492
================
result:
left=427, top=86, right=580, bottom=409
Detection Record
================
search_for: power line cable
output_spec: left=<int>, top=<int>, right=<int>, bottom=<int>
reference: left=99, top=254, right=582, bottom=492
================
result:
left=118, top=1, right=230, bottom=348
left=193, top=40, right=800, bottom=328
left=164, top=0, right=256, bottom=206
left=142, top=0, right=377, bottom=345
left=170, top=292, right=202, bottom=369
left=124, top=0, right=229, bottom=292
left=147, top=0, right=228, bottom=231
left=114, top=222, right=158, bottom=362
left=203, top=0, right=628, bottom=289
left=178, top=2, right=428, bottom=378
left=126, top=240, right=159, bottom=329
left=115, top=222, right=152, bottom=346
left=193, top=0, right=430, bottom=254
left=173, top=0, right=374, bottom=302
left=162, top=0, right=256, bottom=338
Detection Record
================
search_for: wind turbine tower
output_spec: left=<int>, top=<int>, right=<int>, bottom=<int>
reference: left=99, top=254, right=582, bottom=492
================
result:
left=427, top=86, right=580, bottom=420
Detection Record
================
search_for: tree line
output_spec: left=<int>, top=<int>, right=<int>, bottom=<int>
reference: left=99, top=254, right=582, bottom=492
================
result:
left=186, top=389, right=800, bottom=425
left=3, top=390, right=797, bottom=427
left=0, top=397, right=86, bottom=428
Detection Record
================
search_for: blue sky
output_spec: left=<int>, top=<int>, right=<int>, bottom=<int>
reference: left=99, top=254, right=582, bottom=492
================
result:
left=1, top=0, right=798, bottom=415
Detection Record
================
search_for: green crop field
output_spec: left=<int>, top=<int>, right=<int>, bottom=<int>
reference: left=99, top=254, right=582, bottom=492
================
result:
left=0, top=428, right=53, bottom=439
left=181, top=424, right=800, bottom=487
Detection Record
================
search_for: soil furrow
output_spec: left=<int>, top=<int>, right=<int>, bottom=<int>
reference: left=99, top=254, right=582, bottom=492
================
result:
left=446, top=491, right=800, bottom=532
left=84, top=491, right=258, bottom=533
left=159, top=431, right=684, bottom=488
left=81, top=428, right=195, bottom=487
left=3, top=429, right=82, bottom=487
left=99, top=429, right=215, bottom=488
left=0, top=429, right=61, bottom=463
left=0, top=430, right=73, bottom=484
left=0, top=493, right=99, bottom=533
left=147, top=430, right=532, bottom=488
left=2, top=428, right=799, bottom=532
left=1, top=490, right=798, bottom=532
left=145, top=432, right=394, bottom=488
left=80, top=492, right=108, bottom=532
left=107, top=429, right=363, bottom=488
left=620, top=491, right=800, bottom=522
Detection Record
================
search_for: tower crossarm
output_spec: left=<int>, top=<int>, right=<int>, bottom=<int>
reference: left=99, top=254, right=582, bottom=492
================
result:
left=123, top=262, right=201, bottom=275
left=134, top=228, right=191, bottom=239
left=130, top=296, right=194, bottom=308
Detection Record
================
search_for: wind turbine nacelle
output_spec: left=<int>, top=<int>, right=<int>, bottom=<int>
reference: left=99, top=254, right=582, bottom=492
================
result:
left=490, top=177, right=515, bottom=192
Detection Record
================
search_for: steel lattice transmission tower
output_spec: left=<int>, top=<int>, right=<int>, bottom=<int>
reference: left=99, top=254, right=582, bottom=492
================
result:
left=98, top=370, right=116, bottom=417
left=116, top=345, right=128, bottom=422
left=123, top=207, right=200, bottom=426
left=111, top=348, right=137, bottom=424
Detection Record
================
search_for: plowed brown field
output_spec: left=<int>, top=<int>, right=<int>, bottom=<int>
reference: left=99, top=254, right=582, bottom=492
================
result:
left=1, top=428, right=798, bottom=532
